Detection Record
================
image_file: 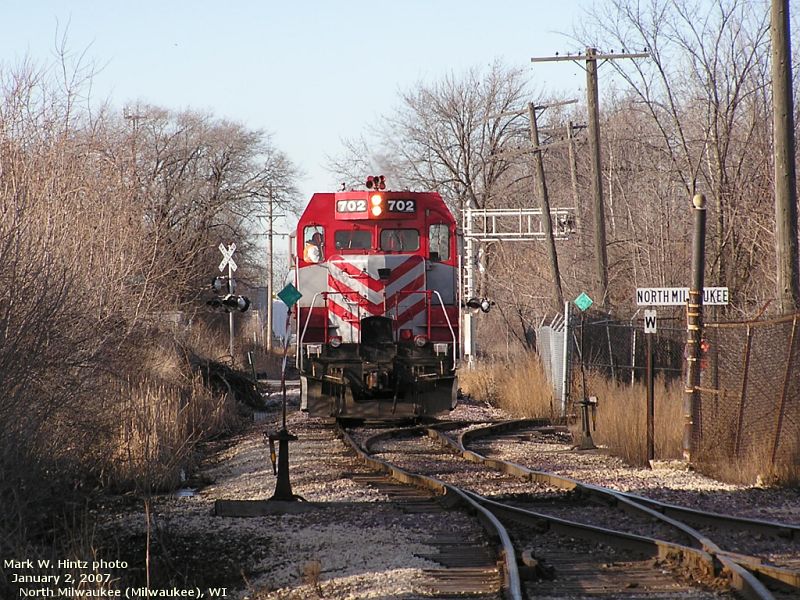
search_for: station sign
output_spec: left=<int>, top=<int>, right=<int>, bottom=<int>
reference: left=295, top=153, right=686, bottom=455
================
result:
left=636, top=287, right=729, bottom=306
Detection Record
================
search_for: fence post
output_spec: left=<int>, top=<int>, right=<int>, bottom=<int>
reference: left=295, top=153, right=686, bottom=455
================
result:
left=684, top=194, right=707, bottom=463
left=733, top=326, right=753, bottom=457
left=646, top=331, right=655, bottom=464
left=561, top=300, right=572, bottom=416
left=771, top=315, right=798, bottom=464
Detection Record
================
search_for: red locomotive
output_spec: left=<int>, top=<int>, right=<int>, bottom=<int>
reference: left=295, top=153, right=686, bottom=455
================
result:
left=290, top=176, right=459, bottom=420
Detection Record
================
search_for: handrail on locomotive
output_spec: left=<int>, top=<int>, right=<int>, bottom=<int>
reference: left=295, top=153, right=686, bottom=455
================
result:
left=298, top=289, right=457, bottom=373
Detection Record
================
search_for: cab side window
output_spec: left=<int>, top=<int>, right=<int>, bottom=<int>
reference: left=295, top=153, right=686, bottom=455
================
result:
left=303, top=226, right=325, bottom=263
left=428, top=224, right=450, bottom=261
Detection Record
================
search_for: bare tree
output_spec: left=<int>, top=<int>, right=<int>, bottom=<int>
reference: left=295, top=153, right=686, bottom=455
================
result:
left=577, top=0, right=777, bottom=312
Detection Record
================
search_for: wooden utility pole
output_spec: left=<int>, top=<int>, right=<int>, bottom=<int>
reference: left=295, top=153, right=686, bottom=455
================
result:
left=771, top=0, right=800, bottom=314
left=532, top=48, right=649, bottom=309
left=528, top=102, right=564, bottom=310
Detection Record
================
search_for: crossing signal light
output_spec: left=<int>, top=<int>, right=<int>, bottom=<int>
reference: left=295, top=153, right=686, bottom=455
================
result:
left=465, top=297, right=493, bottom=313
left=222, top=294, right=250, bottom=312
left=207, top=294, right=250, bottom=312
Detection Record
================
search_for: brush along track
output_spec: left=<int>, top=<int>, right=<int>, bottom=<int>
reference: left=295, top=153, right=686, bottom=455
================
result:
left=446, top=419, right=800, bottom=598
left=340, top=422, right=745, bottom=600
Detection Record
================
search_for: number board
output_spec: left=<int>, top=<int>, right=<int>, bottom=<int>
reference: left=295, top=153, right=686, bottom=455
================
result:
left=387, top=199, right=415, bottom=213
left=337, top=199, right=367, bottom=213
left=336, top=198, right=417, bottom=215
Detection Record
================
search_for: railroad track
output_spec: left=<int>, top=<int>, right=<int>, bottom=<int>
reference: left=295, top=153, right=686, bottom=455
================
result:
left=338, top=419, right=800, bottom=599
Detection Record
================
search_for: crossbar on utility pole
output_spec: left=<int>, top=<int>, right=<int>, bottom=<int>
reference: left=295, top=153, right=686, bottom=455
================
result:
left=532, top=48, right=649, bottom=309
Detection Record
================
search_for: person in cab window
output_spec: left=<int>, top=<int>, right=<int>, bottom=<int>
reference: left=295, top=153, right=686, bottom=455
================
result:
left=304, top=232, right=324, bottom=263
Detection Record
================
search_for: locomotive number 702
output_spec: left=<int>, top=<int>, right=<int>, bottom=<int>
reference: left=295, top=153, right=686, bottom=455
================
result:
left=388, top=199, right=415, bottom=212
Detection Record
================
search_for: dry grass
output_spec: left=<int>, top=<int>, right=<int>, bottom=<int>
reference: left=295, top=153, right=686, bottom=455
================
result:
left=109, top=372, right=237, bottom=492
left=462, top=358, right=684, bottom=466
left=695, top=419, right=800, bottom=485
left=583, top=371, right=684, bottom=466
left=300, top=559, right=323, bottom=595
left=460, top=354, right=562, bottom=420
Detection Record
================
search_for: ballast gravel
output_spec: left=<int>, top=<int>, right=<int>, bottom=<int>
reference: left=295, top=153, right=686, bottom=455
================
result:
left=96, top=389, right=800, bottom=599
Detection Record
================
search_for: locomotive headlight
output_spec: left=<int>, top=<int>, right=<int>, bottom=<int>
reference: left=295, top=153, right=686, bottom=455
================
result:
left=370, top=193, right=383, bottom=216
left=413, top=334, right=428, bottom=348
left=328, top=336, right=342, bottom=348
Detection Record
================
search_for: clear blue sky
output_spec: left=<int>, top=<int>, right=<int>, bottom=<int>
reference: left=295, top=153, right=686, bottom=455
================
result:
left=2, top=1, right=591, bottom=207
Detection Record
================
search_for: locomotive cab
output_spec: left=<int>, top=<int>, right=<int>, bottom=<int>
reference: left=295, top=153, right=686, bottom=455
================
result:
left=294, top=179, right=459, bottom=420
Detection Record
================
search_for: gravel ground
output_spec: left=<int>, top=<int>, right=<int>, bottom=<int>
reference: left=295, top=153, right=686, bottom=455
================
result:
left=469, top=430, right=800, bottom=524
left=96, top=390, right=800, bottom=599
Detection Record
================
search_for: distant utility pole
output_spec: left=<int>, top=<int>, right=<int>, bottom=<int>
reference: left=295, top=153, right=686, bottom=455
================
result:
left=771, top=0, right=800, bottom=314
left=532, top=48, right=649, bottom=309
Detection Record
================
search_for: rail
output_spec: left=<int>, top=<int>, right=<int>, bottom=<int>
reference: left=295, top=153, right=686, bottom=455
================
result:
left=437, top=420, right=795, bottom=599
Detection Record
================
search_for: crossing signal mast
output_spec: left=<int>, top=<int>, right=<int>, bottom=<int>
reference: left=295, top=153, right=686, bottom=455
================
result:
left=208, top=243, right=250, bottom=362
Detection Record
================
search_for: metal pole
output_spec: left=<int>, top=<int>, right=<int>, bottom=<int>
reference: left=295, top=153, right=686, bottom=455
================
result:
left=684, top=194, right=707, bottom=463
left=267, top=186, right=274, bottom=353
left=646, top=332, right=654, bottom=464
left=228, top=260, right=235, bottom=363
left=463, top=208, right=476, bottom=367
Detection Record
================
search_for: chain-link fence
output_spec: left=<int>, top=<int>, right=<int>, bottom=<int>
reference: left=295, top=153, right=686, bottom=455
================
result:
left=568, top=310, right=685, bottom=400
left=698, top=314, right=800, bottom=467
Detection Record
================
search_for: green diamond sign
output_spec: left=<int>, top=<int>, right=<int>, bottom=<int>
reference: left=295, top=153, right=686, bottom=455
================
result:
left=574, top=292, right=593, bottom=312
left=277, top=283, right=302, bottom=308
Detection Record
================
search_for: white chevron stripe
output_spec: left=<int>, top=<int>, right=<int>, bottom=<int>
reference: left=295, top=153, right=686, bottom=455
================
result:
left=323, top=255, right=429, bottom=341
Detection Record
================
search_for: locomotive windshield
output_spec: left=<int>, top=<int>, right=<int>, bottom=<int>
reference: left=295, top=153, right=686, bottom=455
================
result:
left=334, top=230, right=371, bottom=250
left=428, top=223, right=450, bottom=261
left=380, top=229, right=419, bottom=251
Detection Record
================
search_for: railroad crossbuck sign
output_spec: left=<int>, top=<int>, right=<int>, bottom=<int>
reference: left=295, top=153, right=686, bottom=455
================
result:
left=636, top=287, right=729, bottom=306
left=218, top=243, right=237, bottom=272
